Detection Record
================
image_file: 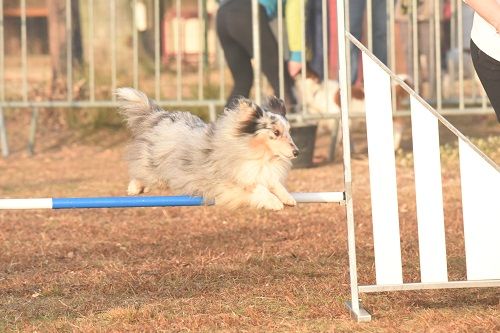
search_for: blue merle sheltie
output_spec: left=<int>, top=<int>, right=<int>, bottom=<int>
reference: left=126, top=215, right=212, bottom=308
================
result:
left=116, top=88, right=299, bottom=210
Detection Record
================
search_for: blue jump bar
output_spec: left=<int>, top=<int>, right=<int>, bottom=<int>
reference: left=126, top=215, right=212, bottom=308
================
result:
left=0, top=193, right=344, bottom=210
left=52, top=195, right=207, bottom=209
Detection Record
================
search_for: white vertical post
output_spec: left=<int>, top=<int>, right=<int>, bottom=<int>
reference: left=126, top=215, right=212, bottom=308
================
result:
left=457, top=0, right=464, bottom=110
left=434, top=0, right=442, bottom=111
left=155, top=0, right=161, bottom=101
left=88, top=0, right=95, bottom=101
left=197, top=0, right=204, bottom=100
left=367, top=0, right=373, bottom=51
left=110, top=0, right=117, bottom=101
left=459, top=139, right=500, bottom=280
left=132, top=0, right=139, bottom=90
left=410, top=96, right=448, bottom=283
left=412, top=0, right=419, bottom=94
left=175, top=0, right=182, bottom=101
left=0, top=0, right=3, bottom=103
left=388, top=0, right=396, bottom=112
left=21, top=0, right=27, bottom=102
left=300, top=0, right=307, bottom=114
left=337, top=0, right=371, bottom=322
left=0, top=0, right=6, bottom=157
left=251, top=0, right=261, bottom=105
left=322, top=0, right=329, bottom=108
left=66, top=0, right=73, bottom=101
left=0, top=108, right=7, bottom=157
left=362, top=52, right=403, bottom=286
left=277, top=0, right=284, bottom=100
left=218, top=39, right=225, bottom=101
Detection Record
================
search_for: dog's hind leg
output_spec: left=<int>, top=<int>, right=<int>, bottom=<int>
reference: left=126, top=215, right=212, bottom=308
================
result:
left=127, top=178, right=145, bottom=195
left=270, top=182, right=296, bottom=207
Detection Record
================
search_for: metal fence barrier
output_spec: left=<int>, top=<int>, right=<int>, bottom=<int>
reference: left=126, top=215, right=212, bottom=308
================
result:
left=0, top=0, right=494, bottom=157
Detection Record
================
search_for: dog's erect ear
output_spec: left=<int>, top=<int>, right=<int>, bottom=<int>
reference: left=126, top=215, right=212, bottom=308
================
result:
left=235, top=98, right=265, bottom=135
left=266, top=96, right=287, bottom=117
left=235, top=97, right=263, bottom=120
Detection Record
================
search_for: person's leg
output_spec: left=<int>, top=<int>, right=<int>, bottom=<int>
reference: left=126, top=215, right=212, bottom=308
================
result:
left=223, top=2, right=296, bottom=106
left=256, top=6, right=297, bottom=105
left=257, top=8, right=282, bottom=97
left=307, top=0, right=325, bottom=80
left=349, top=0, right=367, bottom=84
left=224, top=44, right=254, bottom=107
left=471, top=40, right=500, bottom=122
left=282, top=65, right=298, bottom=108
left=216, top=2, right=254, bottom=107
left=372, top=0, right=387, bottom=66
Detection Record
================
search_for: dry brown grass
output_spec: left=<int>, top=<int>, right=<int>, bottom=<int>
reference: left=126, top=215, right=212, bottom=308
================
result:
left=0, top=113, right=499, bottom=332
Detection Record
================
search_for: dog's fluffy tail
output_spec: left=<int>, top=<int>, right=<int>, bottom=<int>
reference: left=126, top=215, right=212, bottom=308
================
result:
left=116, top=87, right=160, bottom=136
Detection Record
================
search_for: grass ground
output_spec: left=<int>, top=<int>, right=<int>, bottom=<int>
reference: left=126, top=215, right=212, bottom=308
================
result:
left=0, top=112, right=499, bottom=332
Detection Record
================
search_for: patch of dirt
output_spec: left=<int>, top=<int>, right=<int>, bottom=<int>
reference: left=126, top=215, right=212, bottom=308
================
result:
left=0, top=111, right=499, bottom=332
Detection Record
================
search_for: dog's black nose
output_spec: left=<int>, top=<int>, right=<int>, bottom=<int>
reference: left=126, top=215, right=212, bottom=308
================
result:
left=293, top=149, right=299, bottom=157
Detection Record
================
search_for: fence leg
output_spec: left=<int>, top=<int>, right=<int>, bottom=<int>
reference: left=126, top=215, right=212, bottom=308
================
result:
left=0, top=107, right=9, bottom=157
left=28, top=107, right=39, bottom=155
left=327, top=118, right=340, bottom=162
left=208, top=104, right=217, bottom=122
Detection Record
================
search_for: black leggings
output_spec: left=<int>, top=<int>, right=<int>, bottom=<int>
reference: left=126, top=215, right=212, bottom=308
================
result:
left=471, top=40, right=500, bottom=122
left=216, top=0, right=296, bottom=108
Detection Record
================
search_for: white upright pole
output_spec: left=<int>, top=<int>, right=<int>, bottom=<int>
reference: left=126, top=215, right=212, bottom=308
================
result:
left=251, top=0, right=262, bottom=105
left=0, top=108, right=8, bottom=157
left=336, top=0, right=371, bottom=322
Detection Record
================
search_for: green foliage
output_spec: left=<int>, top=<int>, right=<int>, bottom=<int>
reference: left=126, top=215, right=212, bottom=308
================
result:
left=64, top=108, right=123, bottom=132
left=396, top=135, right=500, bottom=167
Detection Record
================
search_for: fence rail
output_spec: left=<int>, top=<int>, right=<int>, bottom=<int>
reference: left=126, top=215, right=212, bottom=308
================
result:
left=0, top=0, right=495, bottom=157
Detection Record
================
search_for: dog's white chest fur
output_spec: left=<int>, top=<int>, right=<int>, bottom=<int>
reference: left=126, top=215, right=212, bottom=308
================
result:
left=234, top=159, right=289, bottom=187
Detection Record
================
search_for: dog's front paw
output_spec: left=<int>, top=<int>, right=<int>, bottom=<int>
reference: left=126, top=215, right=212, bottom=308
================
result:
left=262, top=195, right=285, bottom=211
left=281, top=193, right=297, bottom=207
left=250, top=185, right=285, bottom=211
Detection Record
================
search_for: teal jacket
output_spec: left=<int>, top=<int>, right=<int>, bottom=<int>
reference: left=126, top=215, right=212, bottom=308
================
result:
left=218, top=0, right=284, bottom=19
left=258, top=0, right=285, bottom=19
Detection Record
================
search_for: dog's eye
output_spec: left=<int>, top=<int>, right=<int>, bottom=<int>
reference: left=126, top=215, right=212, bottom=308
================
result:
left=273, top=129, right=280, bottom=137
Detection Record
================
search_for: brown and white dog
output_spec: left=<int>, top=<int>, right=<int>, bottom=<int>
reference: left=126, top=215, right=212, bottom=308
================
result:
left=117, top=88, right=299, bottom=210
